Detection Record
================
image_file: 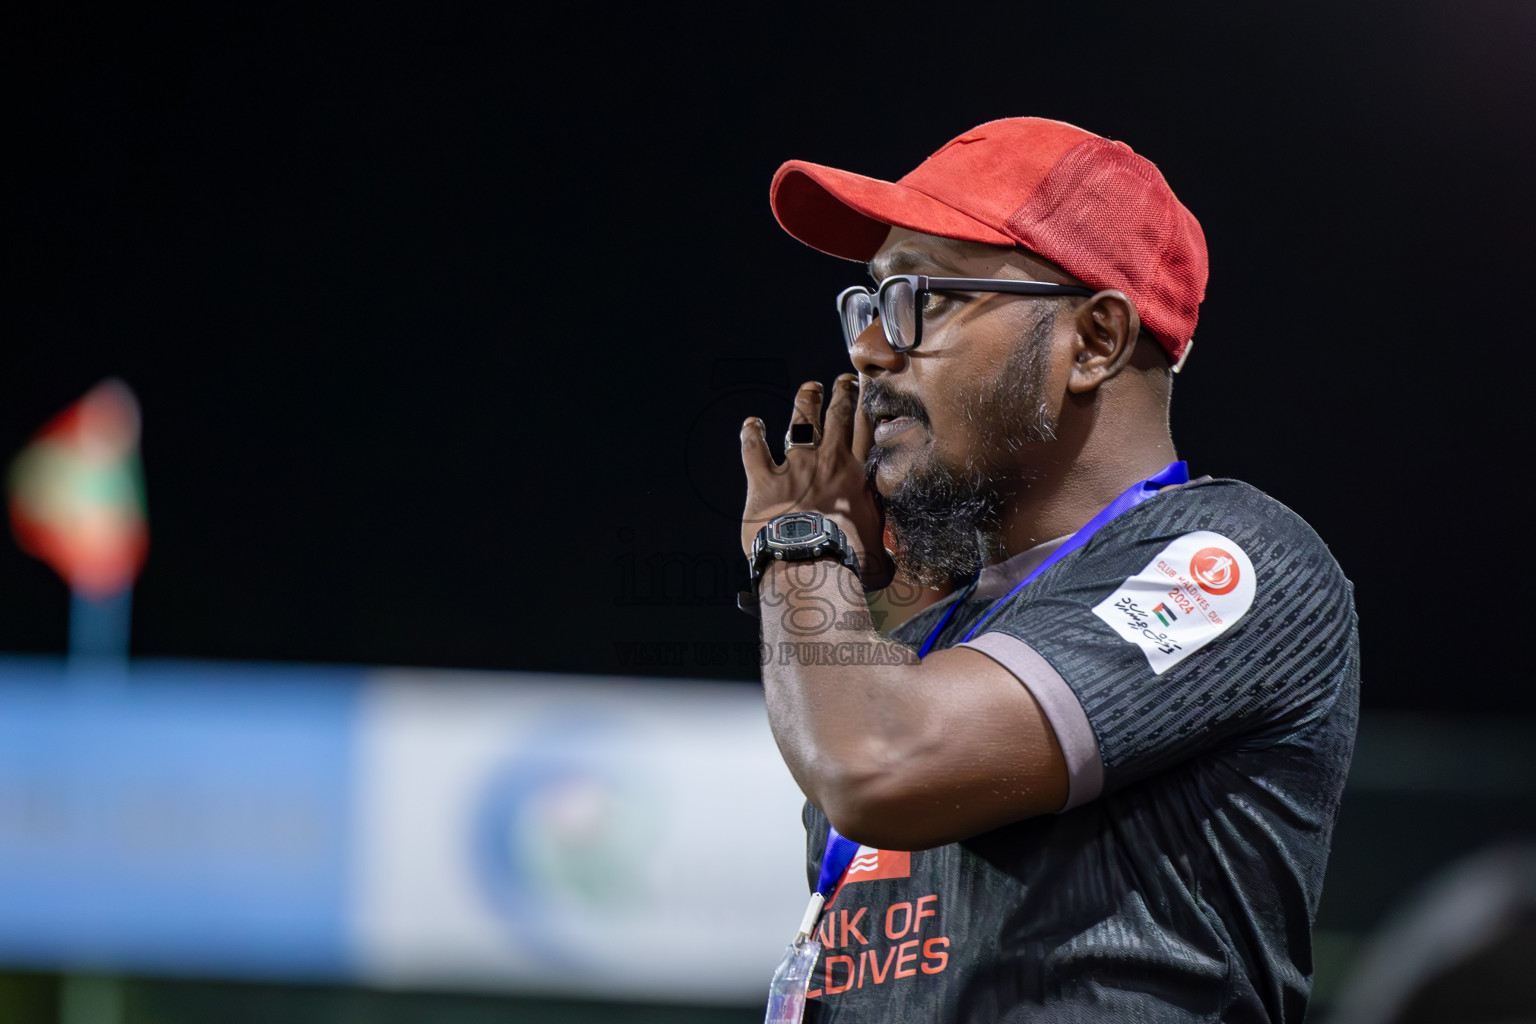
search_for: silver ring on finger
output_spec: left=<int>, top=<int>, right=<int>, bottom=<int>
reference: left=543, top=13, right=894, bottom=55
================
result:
left=784, top=422, right=822, bottom=451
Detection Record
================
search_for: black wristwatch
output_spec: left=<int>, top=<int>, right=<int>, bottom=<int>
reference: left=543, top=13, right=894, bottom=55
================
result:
left=738, top=512, right=861, bottom=617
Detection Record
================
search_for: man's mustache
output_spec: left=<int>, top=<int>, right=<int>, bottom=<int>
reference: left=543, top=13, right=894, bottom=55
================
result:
left=861, top=381, right=929, bottom=429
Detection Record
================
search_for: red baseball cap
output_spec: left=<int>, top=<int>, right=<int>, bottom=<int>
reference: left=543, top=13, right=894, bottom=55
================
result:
left=770, top=117, right=1207, bottom=366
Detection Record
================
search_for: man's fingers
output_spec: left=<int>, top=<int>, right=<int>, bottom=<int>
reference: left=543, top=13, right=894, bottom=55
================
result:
left=823, top=373, right=859, bottom=451
left=785, top=380, right=824, bottom=458
left=741, top=416, right=775, bottom=474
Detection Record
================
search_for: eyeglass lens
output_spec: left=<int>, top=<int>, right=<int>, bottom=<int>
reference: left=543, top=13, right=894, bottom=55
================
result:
left=840, top=281, right=920, bottom=353
left=880, top=278, right=917, bottom=352
left=840, top=290, right=876, bottom=351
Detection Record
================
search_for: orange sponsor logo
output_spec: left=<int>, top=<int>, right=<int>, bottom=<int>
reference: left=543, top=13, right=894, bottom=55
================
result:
left=827, top=846, right=911, bottom=909
left=1190, top=546, right=1239, bottom=595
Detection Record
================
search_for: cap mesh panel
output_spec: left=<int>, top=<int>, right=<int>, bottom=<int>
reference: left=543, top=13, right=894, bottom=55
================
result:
left=1003, top=140, right=1207, bottom=359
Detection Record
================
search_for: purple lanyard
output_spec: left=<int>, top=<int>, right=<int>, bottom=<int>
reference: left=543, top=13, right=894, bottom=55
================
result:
left=817, top=826, right=862, bottom=901
left=915, top=461, right=1189, bottom=657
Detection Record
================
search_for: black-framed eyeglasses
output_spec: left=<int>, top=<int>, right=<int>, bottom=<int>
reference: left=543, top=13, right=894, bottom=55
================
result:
left=836, top=274, right=1096, bottom=354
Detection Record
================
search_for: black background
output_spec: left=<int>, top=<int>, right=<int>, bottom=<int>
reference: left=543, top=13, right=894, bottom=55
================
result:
left=5, top=2, right=1533, bottom=711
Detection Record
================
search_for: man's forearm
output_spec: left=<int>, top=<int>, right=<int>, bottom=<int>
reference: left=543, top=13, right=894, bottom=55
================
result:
left=755, top=555, right=1069, bottom=849
left=756, top=557, right=929, bottom=835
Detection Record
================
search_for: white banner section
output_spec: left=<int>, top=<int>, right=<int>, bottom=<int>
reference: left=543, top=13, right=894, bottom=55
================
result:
left=352, top=671, right=809, bottom=1002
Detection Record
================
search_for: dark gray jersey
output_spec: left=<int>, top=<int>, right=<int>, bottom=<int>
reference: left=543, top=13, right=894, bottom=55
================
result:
left=801, top=478, right=1360, bottom=1023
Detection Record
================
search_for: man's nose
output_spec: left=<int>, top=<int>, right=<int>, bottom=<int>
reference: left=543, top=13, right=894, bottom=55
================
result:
left=847, top=318, right=906, bottom=377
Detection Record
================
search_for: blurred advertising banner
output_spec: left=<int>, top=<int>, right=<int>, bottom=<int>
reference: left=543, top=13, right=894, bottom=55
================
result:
left=0, top=659, right=807, bottom=1003
left=352, top=671, right=808, bottom=1001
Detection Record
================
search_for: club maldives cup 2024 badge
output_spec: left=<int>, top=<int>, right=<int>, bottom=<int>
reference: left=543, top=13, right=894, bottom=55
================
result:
left=1091, top=531, right=1256, bottom=675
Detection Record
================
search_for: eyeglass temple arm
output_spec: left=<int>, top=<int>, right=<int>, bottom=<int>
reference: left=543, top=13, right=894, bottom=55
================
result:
left=921, top=277, right=1097, bottom=296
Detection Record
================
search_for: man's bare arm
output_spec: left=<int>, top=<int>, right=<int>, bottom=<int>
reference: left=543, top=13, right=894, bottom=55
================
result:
left=756, top=559, right=1067, bottom=852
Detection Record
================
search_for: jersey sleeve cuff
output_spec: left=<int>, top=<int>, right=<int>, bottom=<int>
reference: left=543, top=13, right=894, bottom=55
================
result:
left=959, top=632, right=1105, bottom=810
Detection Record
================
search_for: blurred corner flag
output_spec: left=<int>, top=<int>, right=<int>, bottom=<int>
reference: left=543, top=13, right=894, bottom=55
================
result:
left=8, top=379, right=148, bottom=661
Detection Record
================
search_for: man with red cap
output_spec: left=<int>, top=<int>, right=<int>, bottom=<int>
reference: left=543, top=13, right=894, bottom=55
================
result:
left=739, top=118, right=1358, bottom=1023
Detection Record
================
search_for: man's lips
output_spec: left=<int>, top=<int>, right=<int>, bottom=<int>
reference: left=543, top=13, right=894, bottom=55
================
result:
left=872, top=415, right=922, bottom=443
left=863, top=381, right=928, bottom=445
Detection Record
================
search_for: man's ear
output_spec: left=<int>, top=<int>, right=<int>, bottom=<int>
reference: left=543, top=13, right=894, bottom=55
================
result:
left=1066, top=290, right=1141, bottom=394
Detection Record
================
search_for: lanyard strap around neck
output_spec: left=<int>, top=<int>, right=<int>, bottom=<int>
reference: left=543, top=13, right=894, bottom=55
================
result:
left=956, top=460, right=1187, bottom=644
left=914, top=461, right=1189, bottom=656
left=817, top=826, right=862, bottom=901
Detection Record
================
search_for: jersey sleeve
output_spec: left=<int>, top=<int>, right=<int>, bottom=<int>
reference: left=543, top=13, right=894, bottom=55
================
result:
left=958, top=480, right=1357, bottom=800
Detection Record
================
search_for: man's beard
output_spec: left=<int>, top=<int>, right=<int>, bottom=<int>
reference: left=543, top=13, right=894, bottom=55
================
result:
left=868, top=314, right=1059, bottom=590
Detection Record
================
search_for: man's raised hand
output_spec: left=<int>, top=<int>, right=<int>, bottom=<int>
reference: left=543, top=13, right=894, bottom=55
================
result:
left=739, top=374, right=892, bottom=591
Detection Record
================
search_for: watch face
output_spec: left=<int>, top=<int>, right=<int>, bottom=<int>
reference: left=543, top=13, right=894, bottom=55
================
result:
left=769, top=514, right=824, bottom=546
left=780, top=518, right=817, bottom=540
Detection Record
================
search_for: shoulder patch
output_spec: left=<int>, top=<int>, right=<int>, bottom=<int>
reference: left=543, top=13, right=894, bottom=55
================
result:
left=1091, top=530, right=1257, bottom=674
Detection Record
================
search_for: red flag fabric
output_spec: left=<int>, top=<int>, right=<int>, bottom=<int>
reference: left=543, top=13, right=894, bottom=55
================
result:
left=8, top=380, right=149, bottom=597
